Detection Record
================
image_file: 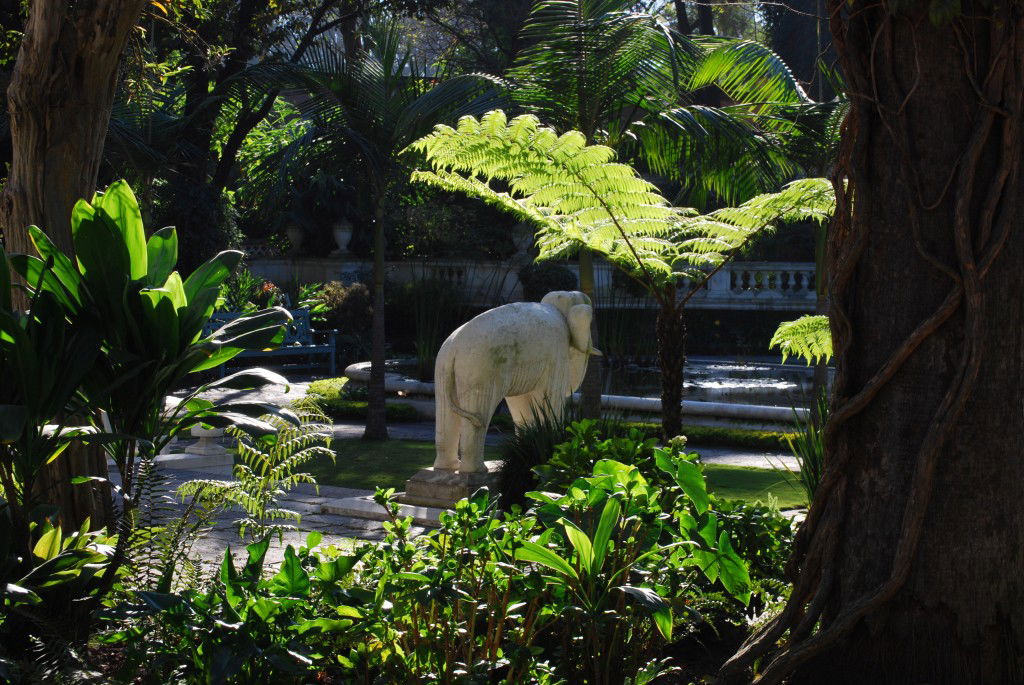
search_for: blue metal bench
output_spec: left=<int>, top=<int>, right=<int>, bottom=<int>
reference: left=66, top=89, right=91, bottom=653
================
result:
left=203, top=308, right=337, bottom=377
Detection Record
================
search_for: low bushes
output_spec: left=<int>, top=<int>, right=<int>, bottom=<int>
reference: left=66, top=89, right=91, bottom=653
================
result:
left=318, top=398, right=420, bottom=422
left=100, top=439, right=763, bottom=683
left=624, top=421, right=797, bottom=450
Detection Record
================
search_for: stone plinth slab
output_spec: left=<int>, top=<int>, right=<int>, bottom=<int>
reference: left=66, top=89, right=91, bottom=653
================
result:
left=322, top=495, right=445, bottom=527
left=400, top=460, right=502, bottom=508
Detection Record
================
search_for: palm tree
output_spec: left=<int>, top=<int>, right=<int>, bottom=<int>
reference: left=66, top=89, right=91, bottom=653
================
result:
left=261, top=24, right=501, bottom=439
left=505, top=0, right=815, bottom=416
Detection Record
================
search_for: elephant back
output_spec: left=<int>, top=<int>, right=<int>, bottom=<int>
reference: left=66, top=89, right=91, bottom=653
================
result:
left=436, top=301, right=573, bottom=394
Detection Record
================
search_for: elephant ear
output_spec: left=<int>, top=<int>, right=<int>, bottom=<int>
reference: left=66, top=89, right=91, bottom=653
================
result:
left=567, top=303, right=601, bottom=356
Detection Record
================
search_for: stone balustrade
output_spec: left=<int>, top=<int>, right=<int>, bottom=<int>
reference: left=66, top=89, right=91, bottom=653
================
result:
left=249, top=257, right=818, bottom=312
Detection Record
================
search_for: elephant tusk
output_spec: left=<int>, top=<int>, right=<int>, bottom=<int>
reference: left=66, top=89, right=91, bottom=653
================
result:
left=589, top=346, right=604, bottom=357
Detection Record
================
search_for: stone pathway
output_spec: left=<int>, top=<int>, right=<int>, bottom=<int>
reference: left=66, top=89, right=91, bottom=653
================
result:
left=110, top=462, right=415, bottom=571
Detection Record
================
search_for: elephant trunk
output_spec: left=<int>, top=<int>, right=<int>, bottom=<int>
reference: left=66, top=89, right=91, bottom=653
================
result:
left=568, top=348, right=590, bottom=393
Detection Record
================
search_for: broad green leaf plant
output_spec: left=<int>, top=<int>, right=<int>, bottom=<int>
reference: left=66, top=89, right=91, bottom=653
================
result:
left=0, top=248, right=100, bottom=552
left=112, top=438, right=753, bottom=683
left=9, top=180, right=298, bottom=608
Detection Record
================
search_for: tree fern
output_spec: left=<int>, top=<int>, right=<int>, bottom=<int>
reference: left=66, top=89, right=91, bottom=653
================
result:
left=177, top=403, right=334, bottom=542
left=769, top=314, right=833, bottom=365
left=411, top=111, right=834, bottom=292
left=411, top=110, right=692, bottom=288
left=410, top=111, right=836, bottom=439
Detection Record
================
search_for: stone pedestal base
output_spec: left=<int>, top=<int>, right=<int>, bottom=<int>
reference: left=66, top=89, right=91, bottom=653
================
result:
left=400, top=460, right=503, bottom=508
left=190, top=427, right=228, bottom=457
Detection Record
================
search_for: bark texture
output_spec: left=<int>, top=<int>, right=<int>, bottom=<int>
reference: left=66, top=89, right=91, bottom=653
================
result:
left=364, top=201, right=389, bottom=440
left=1, top=0, right=147, bottom=256
left=722, top=2, right=1024, bottom=683
left=577, top=248, right=604, bottom=419
left=656, top=287, right=686, bottom=440
left=1, top=0, right=147, bottom=529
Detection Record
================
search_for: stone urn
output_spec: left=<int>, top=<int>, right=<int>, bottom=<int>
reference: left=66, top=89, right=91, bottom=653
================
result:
left=285, top=224, right=305, bottom=255
left=332, top=218, right=353, bottom=256
left=190, top=426, right=227, bottom=457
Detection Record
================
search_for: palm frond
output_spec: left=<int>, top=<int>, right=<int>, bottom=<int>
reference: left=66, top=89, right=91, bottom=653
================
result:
left=769, top=314, right=833, bottom=365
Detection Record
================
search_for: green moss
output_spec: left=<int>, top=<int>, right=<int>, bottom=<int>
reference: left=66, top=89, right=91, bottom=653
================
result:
left=314, top=398, right=420, bottom=422
left=307, top=377, right=349, bottom=399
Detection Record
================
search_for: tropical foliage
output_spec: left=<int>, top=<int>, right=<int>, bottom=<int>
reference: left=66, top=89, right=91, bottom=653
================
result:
left=99, top=430, right=774, bottom=683
left=178, top=405, right=334, bottom=541
left=507, top=0, right=812, bottom=206
left=770, top=314, right=833, bottom=365
left=1, top=180, right=301, bottom=652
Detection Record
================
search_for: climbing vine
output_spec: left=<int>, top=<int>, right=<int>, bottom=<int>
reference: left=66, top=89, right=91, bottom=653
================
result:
left=721, top=1, right=1023, bottom=682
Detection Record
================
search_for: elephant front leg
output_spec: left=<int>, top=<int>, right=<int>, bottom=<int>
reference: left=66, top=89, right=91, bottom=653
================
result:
left=506, top=394, right=536, bottom=431
left=458, top=419, right=489, bottom=473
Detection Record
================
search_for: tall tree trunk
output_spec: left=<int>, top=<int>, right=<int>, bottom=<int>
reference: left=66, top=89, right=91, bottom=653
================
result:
left=0, top=0, right=147, bottom=530
left=695, top=0, right=714, bottom=35
left=1, top=0, right=146, bottom=257
left=723, top=2, right=1024, bottom=683
left=577, top=248, right=603, bottom=419
left=364, top=197, right=388, bottom=440
left=673, top=0, right=693, bottom=34
left=767, top=0, right=836, bottom=101
left=656, top=286, right=686, bottom=441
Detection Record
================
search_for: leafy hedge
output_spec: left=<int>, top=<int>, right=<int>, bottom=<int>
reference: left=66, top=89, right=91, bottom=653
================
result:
left=626, top=422, right=798, bottom=451
left=315, top=398, right=420, bottom=422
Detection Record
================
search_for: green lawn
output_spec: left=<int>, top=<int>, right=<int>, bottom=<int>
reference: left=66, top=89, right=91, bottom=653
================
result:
left=308, top=439, right=805, bottom=509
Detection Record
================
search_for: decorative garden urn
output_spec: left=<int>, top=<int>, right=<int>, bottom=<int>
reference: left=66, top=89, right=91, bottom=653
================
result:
left=285, top=223, right=304, bottom=255
left=332, top=218, right=353, bottom=256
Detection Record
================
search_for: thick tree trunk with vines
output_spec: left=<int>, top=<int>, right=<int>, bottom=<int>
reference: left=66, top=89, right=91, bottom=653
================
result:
left=0, top=0, right=147, bottom=531
left=364, top=199, right=389, bottom=440
left=656, top=287, right=686, bottom=441
left=722, top=2, right=1024, bottom=683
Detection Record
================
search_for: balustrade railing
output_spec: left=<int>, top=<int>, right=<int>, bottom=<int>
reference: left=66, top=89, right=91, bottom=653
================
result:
left=249, top=256, right=818, bottom=312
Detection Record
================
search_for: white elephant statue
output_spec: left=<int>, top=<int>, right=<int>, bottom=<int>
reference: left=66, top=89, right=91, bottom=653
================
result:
left=433, top=290, right=601, bottom=473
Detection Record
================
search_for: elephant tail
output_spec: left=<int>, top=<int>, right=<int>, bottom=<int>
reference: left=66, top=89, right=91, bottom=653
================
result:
left=444, top=361, right=484, bottom=429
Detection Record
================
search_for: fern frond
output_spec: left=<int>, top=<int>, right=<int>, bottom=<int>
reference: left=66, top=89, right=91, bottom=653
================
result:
left=179, top=403, right=333, bottom=542
left=710, top=177, right=835, bottom=231
left=770, top=315, right=833, bottom=365
left=410, top=111, right=686, bottom=280
left=411, top=112, right=835, bottom=295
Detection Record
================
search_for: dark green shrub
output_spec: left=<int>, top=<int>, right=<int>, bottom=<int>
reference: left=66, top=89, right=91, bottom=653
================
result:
left=621, top=421, right=797, bottom=450
left=533, top=419, right=664, bottom=493
left=306, top=376, right=350, bottom=399
left=518, top=261, right=577, bottom=301
left=319, top=281, right=372, bottom=333
left=496, top=408, right=573, bottom=508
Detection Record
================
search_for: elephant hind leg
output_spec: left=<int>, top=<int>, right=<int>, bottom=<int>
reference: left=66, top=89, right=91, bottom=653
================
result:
left=457, top=388, right=502, bottom=473
left=434, top=411, right=461, bottom=470
left=434, top=369, right=461, bottom=470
